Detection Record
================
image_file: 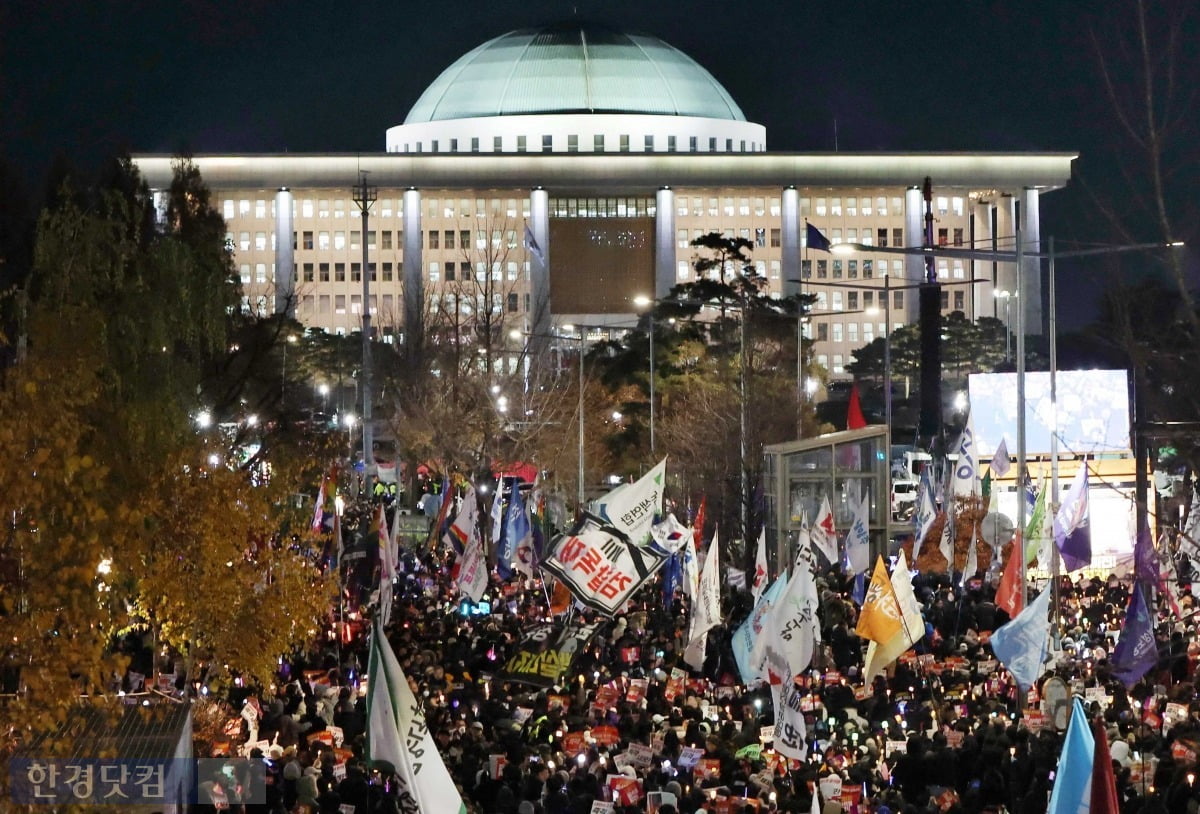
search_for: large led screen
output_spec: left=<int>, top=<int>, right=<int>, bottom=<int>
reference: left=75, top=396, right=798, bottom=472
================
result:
left=548, top=218, right=654, bottom=314
left=967, top=370, right=1131, bottom=457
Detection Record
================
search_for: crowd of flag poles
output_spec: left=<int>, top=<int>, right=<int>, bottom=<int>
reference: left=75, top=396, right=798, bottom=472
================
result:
left=338, top=406, right=1182, bottom=811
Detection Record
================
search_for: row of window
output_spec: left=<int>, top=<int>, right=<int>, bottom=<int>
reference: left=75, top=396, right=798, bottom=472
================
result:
left=288, top=292, right=533, bottom=319
left=394, top=134, right=764, bottom=154
left=221, top=193, right=972, bottom=223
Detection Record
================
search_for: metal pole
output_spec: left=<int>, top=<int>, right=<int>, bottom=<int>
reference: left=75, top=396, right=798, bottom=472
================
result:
left=578, top=334, right=586, bottom=509
left=884, top=273, right=892, bottom=431
left=353, top=173, right=377, bottom=472
left=740, top=303, right=749, bottom=542
left=796, top=312, right=804, bottom=438
left=1015, top=219, right=1027, bottom=618
left=649, top=314, right=656, bottom=454
left=1048, top=236, right=1061, bottom=638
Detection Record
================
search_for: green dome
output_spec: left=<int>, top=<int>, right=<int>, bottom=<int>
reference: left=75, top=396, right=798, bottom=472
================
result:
left=405, top=23, right=747, bottom=124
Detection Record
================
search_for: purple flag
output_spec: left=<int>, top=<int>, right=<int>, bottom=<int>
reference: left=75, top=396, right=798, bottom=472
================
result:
left=1134, top=528, right=1161, bottom=585
left=1111, top=585, right=1158, bottom=687
left=1053, top=461, right=1091, bottom=571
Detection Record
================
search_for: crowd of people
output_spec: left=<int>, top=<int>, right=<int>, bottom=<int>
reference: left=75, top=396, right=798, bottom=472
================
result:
left=208, top=504, right=1200, bottom=814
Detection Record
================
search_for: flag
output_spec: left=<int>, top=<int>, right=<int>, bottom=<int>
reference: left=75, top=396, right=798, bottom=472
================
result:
left=732, top=575, right=786, bottom=684
left=914, top=467, right=938, bottom=547
left=1025, top=474, right=1048, bottom=565
left=426, top=477, right=455, bottom=549
left=989, top=437, right=1011, bottom=478
left=1047, top=698, right=1095, bottom=814
left=811, top=495, right=838, bottom=566
left=805, top=222, right=831, bottom=252
left=951, top=412, right=980, bottom=496
left=1090, top=717, right=1120, bottom=814
left=960, top=525, right=979, bottom=586
left=375, top=506, right=395, bottom=627
left=770, top=679, right=808, bottom=762
left=1159, top=542, right=1182, bottom=617
left=1112, top=584, right=1158, bottom=687
left=489, top=484, right=505, bottom=545
left=446, top=487, right=480, bottom=554
left=846, top=383, right=867, bottom=430
left=862, top=551, right=924, bottom=683
left=367, top=623, right=468, bottom=814
left=311, top=478, right=327, bottom=532
left=990, top=582, right=1051, bottom=690
left=1054, top=460, right=1091, bottom=571
left=682, top=536, right=701, bottom=605
left=1134, top=527, right=1161, bottom=585
left=981, top=470, right=992, bottom=508
left=593, top=458, right=667, bottom=546
left=693, top=496, right=707, bottom=549
left=523, top=223, right=544, bottom=263
left=856, top=557, right=903, bottom=645
left=504, top=484, right=536, bottom=577
left=755, top=544, right=821, bottom=681
left=751, top=528, right=769, bottom=602
left=995, top=535, right=1025, bottom=619
left=937, top=511, right=954, bottom=567
left=851, top=571, right=865, bottom=605
left=684, top=528, right=722, bottom=670
left=454, top=532, right=489, bottom=602
left=845, top=490, right=871, bottom=575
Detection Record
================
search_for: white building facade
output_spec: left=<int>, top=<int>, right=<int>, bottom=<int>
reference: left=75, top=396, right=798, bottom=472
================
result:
left=134, top=23, right=1072, bottom=379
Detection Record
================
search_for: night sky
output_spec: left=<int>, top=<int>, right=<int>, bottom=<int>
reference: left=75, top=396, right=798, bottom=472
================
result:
left=2, top=0, right=1195, bottom=327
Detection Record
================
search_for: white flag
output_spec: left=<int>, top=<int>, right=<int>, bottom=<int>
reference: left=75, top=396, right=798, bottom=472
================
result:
left=751, top=528, right=769, bottom=602
left=990, top=437, right=1011, bottom=478
left=684, top=528, right=722, bottom=670
left=376, top=506, right=395, bottom=627
left=367, top=624, right=468, bottom=814
left=845, top=491, right=871, bottom=576
left=682, top=536, right=701, bottom=604
left=754, top=544, right=821, bottom=682
left=593, top=458, right=667, bottom=546
left=446, top=487, right=480, bottom=550
left=938, top=511, right=954, bottom=567
left=811, top=496, right=839, bottom=566
left=770, top=679, right=808, bottom=761
left=951, top=411, right=981, bottom=496
left=454, top=534, right=489, bottom=602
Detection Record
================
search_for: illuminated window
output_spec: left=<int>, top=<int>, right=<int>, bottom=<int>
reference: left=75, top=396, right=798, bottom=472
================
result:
left=223, top=200, right=235, bottom=219
left=334, top=231, right=345, bottom=250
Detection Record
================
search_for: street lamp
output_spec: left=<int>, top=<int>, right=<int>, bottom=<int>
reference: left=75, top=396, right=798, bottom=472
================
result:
left=633, top=294, right=655, bottom=453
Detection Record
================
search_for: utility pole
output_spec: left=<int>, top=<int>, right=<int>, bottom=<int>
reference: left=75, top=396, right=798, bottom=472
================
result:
left=352, top=173, right=377, bottom=474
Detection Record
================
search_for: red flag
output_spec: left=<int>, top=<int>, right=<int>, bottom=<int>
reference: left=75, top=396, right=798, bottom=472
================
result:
left=1090, top=717, right=1120, bottom=814
left=846, top=383, right=867, bottom=430
left=693, top=496, right=707, bottom=548
left=995, top=532, right=1026, bottom=618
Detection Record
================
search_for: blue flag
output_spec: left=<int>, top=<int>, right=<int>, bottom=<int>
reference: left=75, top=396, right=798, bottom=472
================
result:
left=1054, top=461, right=1091, bottom=571
left=851, top=571, right=866, bottom=606
left=661, top=551, right=683, bottom=606
left=1112, top=584, right=1158, bottom=687
left=498, top=481, right=530, bottom=581
left=989, top=582, right=1050, bottom=690
left=732, top=575, right=786, bottom=684
left=1047, top=698, right=1095, bottom=814
left=805, top=222, right=831, bottom=252
left=1133, top=527, right=1161, bottom=585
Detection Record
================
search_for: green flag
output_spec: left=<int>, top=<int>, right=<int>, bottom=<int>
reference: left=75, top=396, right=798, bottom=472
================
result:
left=1024, top=478, right=1047, bottom=564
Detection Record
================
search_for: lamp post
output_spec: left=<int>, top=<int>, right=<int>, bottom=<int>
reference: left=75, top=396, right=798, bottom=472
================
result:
left=351, top=173, right=377, bottom=472
left=633, top=294, right=655, bottom=454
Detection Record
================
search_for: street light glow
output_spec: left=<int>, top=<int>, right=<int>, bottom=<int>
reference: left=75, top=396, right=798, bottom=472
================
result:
left=196, top=410, right=212, bottom=428
left=633, top=294, right=652, bottom=307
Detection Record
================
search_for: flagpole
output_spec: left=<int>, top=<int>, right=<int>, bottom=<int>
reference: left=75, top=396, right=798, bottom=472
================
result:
left=1015, top=218, right=1026, bottom=713
left=1048, top=236, right=1061, bottom=643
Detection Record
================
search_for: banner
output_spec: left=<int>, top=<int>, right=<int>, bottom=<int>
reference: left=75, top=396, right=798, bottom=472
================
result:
left=541, top=514, right=671, bottom=615
left=770, top=681, right=808, bottom=761
left=454, top=536, right=488, bottom=602
left=498, top=621, right=601, bottom=687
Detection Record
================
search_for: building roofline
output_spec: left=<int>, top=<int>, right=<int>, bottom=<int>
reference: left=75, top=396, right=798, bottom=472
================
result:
left=131, top=151, right=1076, bottom=193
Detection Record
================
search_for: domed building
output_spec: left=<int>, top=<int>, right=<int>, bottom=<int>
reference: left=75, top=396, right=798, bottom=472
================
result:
left=389, top=23, right=764, bottom=155
left=134, top=21, right=1072, bottom=378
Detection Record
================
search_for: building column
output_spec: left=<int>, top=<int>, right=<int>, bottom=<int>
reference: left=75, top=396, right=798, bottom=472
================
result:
left=971, top=198, right=996, bottom=319
left=529, top=187, right=551, bottom=338
left=781, top=187, right=800, bottom=297
left=654, top=187, right=675, bottom=299
left=903, top=186, right=924, bottom=323
left=1021, top=187, right=1043, bottom=335
left=403, top=188, right=423, bottom=360
left=274, top=188, right=295, bottom=317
